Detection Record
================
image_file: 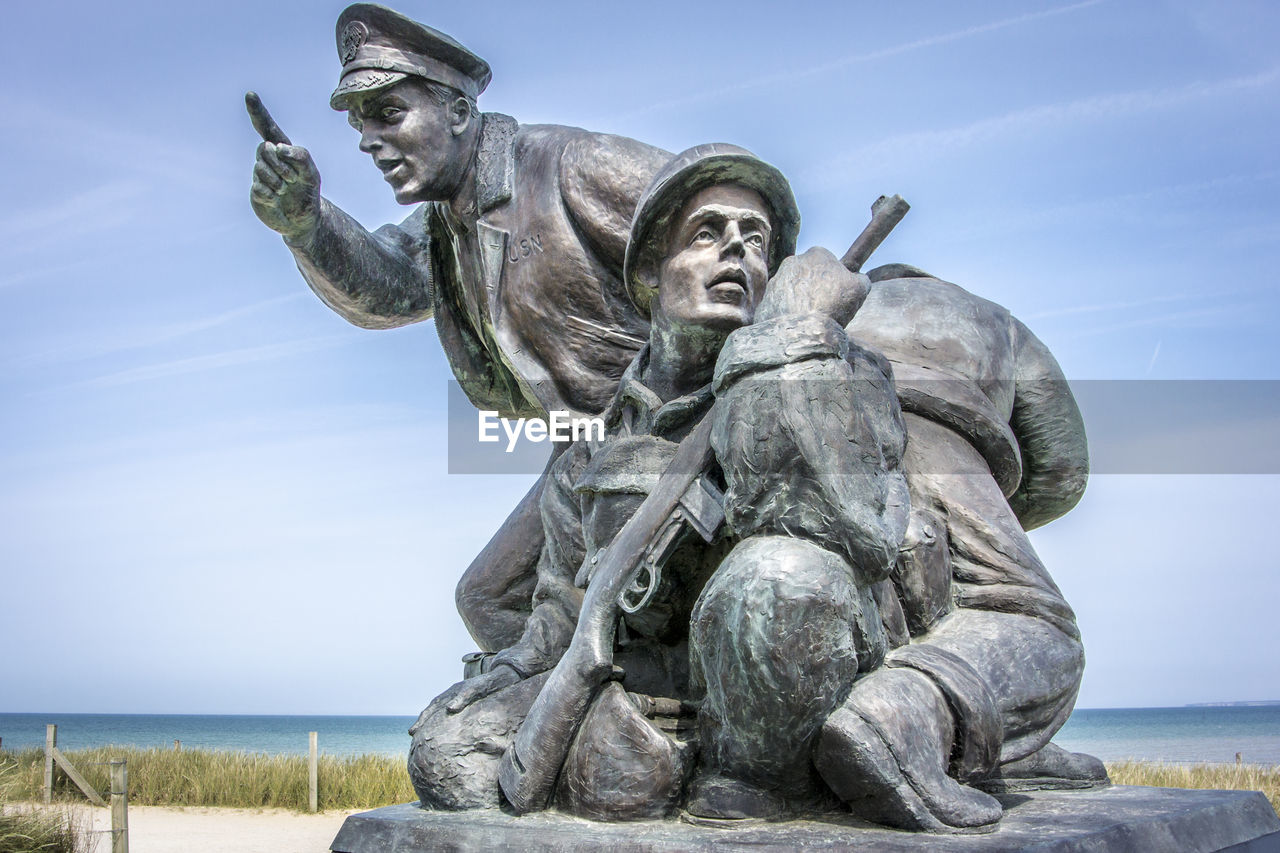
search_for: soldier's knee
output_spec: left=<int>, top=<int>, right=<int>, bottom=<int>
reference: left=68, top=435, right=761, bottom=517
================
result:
left=696, top=536, right=850, bottom=622
left=692, top=535, right=885, bottom=669
left=455, top=550, right=535, bottom=653
left=407, top=673, right=546, bottom=810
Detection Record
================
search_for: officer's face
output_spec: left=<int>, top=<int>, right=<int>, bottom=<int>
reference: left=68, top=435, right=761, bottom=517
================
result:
left=654, top=184, right=771, bottom=334
left=347, top=79, right=471, bottom=204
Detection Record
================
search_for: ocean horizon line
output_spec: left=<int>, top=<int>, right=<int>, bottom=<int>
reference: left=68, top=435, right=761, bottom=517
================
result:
left=5, top=702, right=1279, bottom=717
left=4, top=707, right=1279, bottom=764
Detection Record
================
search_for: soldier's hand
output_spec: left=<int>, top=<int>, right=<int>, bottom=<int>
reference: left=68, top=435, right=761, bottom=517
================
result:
left=444, top=663, right=521, bottom=715
left=756, top=246, right=870, bottom=327
left=246, top=92, right=321, bottom=243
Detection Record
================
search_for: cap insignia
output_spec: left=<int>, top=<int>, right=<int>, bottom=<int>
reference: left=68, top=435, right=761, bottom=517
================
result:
left=340, top=21, right=369, bottom=64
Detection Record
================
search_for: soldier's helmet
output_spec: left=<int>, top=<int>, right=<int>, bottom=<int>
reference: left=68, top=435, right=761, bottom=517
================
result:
left=329, top=4, right=491, bottom=110
left=623, top=144, right=800, bottom=319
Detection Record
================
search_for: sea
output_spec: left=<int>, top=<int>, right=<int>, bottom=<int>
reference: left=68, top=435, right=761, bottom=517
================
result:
left=1, top=707, right=1278, bottom=764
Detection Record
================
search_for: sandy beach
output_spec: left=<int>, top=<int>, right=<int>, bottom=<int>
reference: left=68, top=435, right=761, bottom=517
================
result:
left=18, top=802, right=365, bottom=853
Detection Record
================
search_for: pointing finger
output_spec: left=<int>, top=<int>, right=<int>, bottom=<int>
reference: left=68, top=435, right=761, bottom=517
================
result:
left=245, top=91, right=292, bottom=145
left=259, top=142, right=299, bottom=183
left=276, top=145, right=312, bottom=166
left=277, top=145, right=317, bottom=180
left=254, top=159, right=284, bottom=192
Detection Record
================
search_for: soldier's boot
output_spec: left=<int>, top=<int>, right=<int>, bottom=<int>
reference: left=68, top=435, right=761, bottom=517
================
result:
left=684, top=773, right=788, bottom=822
left=977, top=741, right=1109, bottom=793
left=814, top=666, right=1003, bottom=833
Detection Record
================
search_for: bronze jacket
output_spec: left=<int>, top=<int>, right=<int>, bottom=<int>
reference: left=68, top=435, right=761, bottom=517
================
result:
left=289, top=114, right=670, bottom=418
left=492, top=310, right=910, bottom=686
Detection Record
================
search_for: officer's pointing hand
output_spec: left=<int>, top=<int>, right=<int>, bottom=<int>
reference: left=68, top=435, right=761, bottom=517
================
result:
left=247, top=92, right=322, bottom=244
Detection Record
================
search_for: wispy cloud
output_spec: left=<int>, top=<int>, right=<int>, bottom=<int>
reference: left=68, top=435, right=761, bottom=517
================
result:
left=805, top=66, right=1280, bottom=188
left=0, top=255, right=105, bottom=291
left=0, top=104, right=238, bottom=201
left=0, top=219, right=241, bottom=291
left=19, top=293, right=307, bottom=366
left=937, top=170, right=1280, bottom=247
left=1061, top=305, right=1249, bottom=340
left=592, top=0, right=1105, bottom=124
left=1026, top=291, right=1205, bottom=321
left=0, top=401, right=433, bottom=479
left=0, top=181, right=147, bottom=248
left=1212, top=222, right=1280, bottom=251
left=63, top=335, right=350, bottom=390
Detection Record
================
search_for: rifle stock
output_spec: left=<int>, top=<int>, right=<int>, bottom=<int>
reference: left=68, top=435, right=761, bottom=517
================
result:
left=498, top=415, right=716, bottom=813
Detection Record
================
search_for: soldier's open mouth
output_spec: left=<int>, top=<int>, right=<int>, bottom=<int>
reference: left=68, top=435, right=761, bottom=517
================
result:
left=707, top=269, right=748, bottom=301
left=708, top=268, right=747, bottom=289
left=377, top=159, right=405, bottom=181
left=709, top=283, right=745, bottom=300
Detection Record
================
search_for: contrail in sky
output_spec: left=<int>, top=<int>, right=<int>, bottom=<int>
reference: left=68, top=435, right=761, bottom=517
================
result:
left=1146, top=339, right=1162, bottom=375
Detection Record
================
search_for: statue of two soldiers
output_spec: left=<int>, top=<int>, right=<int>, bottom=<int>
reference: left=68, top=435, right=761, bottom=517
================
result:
left=250, top=3, right=1104, bottom=832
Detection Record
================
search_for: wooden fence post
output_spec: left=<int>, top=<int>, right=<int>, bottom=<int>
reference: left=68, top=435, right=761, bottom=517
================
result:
left=51, top=748, right=106, bottom=807
left=110, top=760, right=129, bottom=853
left=309, top=731, right=318, bottom=813
left=43, top=724, right=56, bottom=804
left=38, top=723, right=108, bottom=809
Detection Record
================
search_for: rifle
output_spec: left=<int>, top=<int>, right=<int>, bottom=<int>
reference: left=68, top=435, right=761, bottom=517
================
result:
left=842, top=194, right=909, bottom=274
left=497, top=194, right=911, bottom=814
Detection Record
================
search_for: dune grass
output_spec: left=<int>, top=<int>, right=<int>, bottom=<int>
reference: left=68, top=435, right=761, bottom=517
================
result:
left=0, top=810, right=88, bottom=853
left=0, top=764, right=91, bottom=853
left=1106, top=760, right=1280, bottom=811
left=0, top=746, right=413, bottom=813
left=5, top=747, right=1279, bottom=818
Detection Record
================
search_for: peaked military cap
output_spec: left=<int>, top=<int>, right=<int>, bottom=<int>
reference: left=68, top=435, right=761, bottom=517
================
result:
left=623, top=143, right=800, bottom=319
left=330, top=4, right=492, bottom=110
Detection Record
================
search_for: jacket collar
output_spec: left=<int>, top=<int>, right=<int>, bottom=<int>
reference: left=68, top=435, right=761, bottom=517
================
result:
left=474, top=112, right=518, bottom=213
left=603, top=345, right=714, bottom=439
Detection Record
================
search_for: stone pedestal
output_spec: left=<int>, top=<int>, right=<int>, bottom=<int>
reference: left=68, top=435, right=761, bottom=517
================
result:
left=331, top=785, right=1280, bottom=852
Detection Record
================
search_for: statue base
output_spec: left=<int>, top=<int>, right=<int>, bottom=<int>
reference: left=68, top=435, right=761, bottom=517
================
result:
left=331, top=785, right=1280, bottom=852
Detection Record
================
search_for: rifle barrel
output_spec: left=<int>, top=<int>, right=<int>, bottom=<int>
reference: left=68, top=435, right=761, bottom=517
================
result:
left=840, top=194, right=910, bottom=273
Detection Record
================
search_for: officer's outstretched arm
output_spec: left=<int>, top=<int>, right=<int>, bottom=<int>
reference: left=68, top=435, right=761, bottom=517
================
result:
left=247, top=93, right=434, bottom=329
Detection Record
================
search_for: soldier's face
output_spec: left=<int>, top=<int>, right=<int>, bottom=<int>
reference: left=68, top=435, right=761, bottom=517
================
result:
left=347, top=80, right=470, bottom=204
left=654, top=184, right=772, bottom=334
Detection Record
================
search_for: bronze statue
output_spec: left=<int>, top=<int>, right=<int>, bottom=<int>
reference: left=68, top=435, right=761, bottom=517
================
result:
left=250, top=3, right=1106, bottom=836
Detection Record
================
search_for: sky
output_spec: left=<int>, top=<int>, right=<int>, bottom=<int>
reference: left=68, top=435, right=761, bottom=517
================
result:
left=1, top=0, right=1278, bottom=715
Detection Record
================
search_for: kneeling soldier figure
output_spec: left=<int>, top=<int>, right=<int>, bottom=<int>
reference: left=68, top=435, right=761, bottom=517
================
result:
left=408, top=143, right=953, bottom=825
